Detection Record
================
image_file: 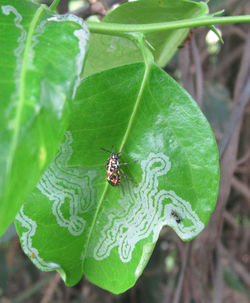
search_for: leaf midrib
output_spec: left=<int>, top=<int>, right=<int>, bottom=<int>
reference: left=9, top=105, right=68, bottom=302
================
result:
left=6, top=4, right=46, bottom=177
left=82, top=63, right=150, bottom=267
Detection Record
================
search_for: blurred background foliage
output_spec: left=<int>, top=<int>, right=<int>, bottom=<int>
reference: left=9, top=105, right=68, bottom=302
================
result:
left=0, top=0, right=249, bottom=302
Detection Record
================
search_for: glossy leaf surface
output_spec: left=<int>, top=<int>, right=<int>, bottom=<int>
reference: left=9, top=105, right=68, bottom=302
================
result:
left=0, top=0, right=89, bottom=235
left=15, top=62, right=219, bottom=293
left=84, top=0, right=208, bottom=76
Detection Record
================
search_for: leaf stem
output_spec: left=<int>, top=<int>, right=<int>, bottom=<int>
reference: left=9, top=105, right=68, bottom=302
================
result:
left=85, top=15, right=250, bottom=36
left=49, top=0, right=61, bottom=11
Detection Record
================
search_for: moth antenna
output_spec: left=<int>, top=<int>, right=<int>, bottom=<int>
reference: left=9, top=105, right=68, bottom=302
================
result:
left=100, top=147, right=112, bottom=153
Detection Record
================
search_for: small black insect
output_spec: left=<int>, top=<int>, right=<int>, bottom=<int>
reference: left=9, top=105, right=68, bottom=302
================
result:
left=171, top=210, right=181, bottom=224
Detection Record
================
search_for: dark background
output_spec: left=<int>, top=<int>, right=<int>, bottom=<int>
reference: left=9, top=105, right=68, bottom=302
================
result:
left=0, top=0, right=249, bottom=302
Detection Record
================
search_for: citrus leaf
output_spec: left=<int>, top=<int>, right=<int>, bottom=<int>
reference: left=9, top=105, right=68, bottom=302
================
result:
left=0, top=0, right=89, bottom=235
left=15, top=62, right=219, bottom=293
left=84, top=0, right=208, bottom=76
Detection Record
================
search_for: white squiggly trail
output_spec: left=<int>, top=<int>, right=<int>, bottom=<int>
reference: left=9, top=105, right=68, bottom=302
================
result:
left=16, top=206, right=60, bottom=271
left=94, top=153, right=204, bottom=263
left=16, top=131, right=95, bottom=268
left=1, top=5, right=26, bottom=56
left=37, top=131, right=96, bottom=236
left=35, top=14, right=89, bottom=98
left=16, top=129, right=203, bottom=265
left=1, top=5, right=27, bottom=126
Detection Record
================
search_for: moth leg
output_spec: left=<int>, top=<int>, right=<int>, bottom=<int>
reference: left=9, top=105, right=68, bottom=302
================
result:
left=120, top=168, right=137, bottom=184
left=120, top=160, right=138, bottom=166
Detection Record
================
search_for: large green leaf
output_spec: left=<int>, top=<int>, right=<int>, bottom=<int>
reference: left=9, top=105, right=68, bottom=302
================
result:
left=84, top=0, right=208, bottom=76
left=0, top=0, right=89, bottom=235
left=15, top=62, right=219, bottom=293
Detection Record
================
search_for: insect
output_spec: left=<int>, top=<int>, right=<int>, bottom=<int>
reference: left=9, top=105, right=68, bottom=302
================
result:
left=171, top=210, right=181, bottom=224
left=101, top=147, right=136, bottom=186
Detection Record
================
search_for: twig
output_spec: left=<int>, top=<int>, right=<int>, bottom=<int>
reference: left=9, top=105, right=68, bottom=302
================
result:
left=223, top=211, right=241, bottom=231
left=209, top=27, right=250, bottom=255
left=233, top=32, right=250, bottom=102
left=71, top=3, right=90, bottom=18
left=41, top=273, right=61, bottom=303
left=232, top=258, right=250, bottom=289
left=191, top=35, right=203, bottom=106
left=237, top=150, right=250, bottom=166
left=240, top=226, right=250, bottom=255
left=179, top=46, right=195, bottom=98
left=11, top=274, right=55, bottom=303
left=172, top=242, right=192, bottom=303
left=57, top=0, right=69, bottom=14
left=231, top=176, right=250, bottom=205
left=87, top=0, right=106, bottom=18
left=6, top=237, right=20, bottom=266
left=212, top=243, right=223, bottom=303
left=219, top=80, right=250, bottom=159
left=234, top=166, right=249, bottom=174
left=63, top=287, right=71, bottom=303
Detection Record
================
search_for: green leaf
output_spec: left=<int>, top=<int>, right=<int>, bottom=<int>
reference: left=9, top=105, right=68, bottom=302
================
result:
left=15, top=62, right=219, bottom=293
left=84, top=0, right=208, bottom=76
left=0, top=0, right=89, bottom=236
